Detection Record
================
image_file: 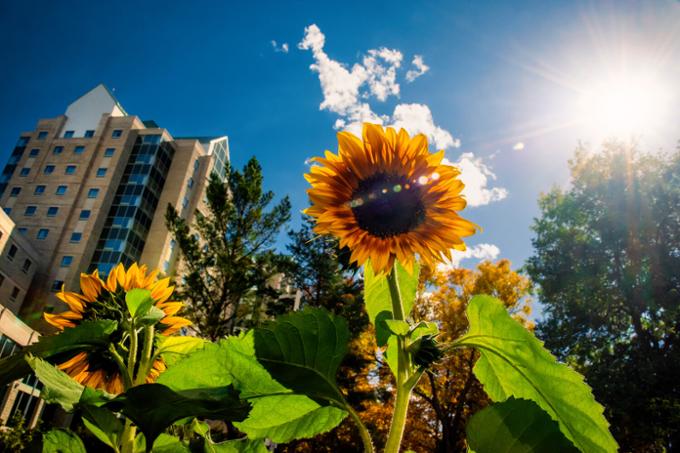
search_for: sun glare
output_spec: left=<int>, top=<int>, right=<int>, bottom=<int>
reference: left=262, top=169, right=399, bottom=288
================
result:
left=577, top=71, right=669, bottom=137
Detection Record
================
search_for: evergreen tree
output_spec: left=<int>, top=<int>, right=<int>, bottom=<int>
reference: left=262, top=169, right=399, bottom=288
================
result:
left=165, top=157, right=291, bottom=340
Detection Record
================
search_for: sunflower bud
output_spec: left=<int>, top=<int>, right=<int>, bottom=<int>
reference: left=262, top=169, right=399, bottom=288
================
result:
left=410, top=335, right=444, bottom=368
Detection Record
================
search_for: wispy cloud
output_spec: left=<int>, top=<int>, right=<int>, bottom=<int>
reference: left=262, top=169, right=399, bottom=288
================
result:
left=298, top=23, right=507, bottom=207
left=437, top=243, right=501, bottom=272
left=406, top=55, right=430, bottom=82
left=271, top=40, right=289, bottom=53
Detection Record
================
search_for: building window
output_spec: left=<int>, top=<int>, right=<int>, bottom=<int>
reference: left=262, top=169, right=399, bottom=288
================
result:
left=51, top=280, right=64, bottom=292
left=70, top=232, right=82, bottom=243
left=24, top=206, right=37, bottom=216
left=194, top=159, right=200, bottom=171
left=96, top=168, right=107, bottom=177
left=44, top=165, right=55, bottom=175
left=22, top=259, right=31, bottom=273
left=79, top=210, right=91, bottom=220
left=29, top=148, right=40, bottom=157
left=19, top=168, right=30, bottom=177
left=8, top=244, right=17, bottom=261
left=9, top=287, right=19, bottom=301
left=37, top=131, right=48, bottom=140
left=74, top=146, right=85, bottom=155
left=34, top=185, right=45, bottom=195
left=9, top=187, right=21, bottom=197
left=87, top=188, right=99, bottom=198
left=0, top=274, right=4, bottom=287
left=17, top=228, right=27, bottom=236
left=65, top=165, right=77, bottom=175
left=63, top=130, right=74, bottom=138
left=187, top=177, right=194, bottom=189
left=37, top=229, right=49, bottom=240
left=53, top=146, right=63, bottom=155
left=60, top=256, right=73, bottom=267
left=84, top=130, right=95, bottom=138
left=104, top=148, right=115, bottom=157
left=56, top=185, right=67, bottom=195
left=112, top=129, right=123, bottom=138
left=182, top=196, right=189, bottom=209
left=3, top=207, right=11, bottom=215
left=47, top=206, right=59, bottom=217
left=17, top=137, right=30, bottom=146
left=169, top=239, right=176, bottom=251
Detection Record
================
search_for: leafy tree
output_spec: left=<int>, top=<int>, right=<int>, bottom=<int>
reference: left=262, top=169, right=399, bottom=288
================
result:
left=165, top=157, right=291, bottom=340
left=405, top=260, right=533, bottom=452
left=527, top=142, right=680, bottom=452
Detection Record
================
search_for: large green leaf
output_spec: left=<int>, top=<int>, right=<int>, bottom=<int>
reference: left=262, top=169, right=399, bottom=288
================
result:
left=0, top=320, right=117, bottom=385
left=364, top=261, right=419, bottom=346
left=156, top=335, right=207, bottom=367
left=205, top=438, right=268, bottom=453
left=26, top=356, right=85, bottom=411
left=158, top=331, right=346, bottom=442
left=466, top=398, right=578, bottom=453
left=235, top=394, right=346, bottom=443
left=42, top=429, right=86, bottom=453
left=454, top=295, right=618, bottom=453
left=253, top=308, right=349, bottom=406
left=106, top=383, right=250, bottom=451
left=81, top=404, right=124, bottom=450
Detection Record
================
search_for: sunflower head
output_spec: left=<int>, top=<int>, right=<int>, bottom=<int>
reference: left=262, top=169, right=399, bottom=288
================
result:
left=305, top=123, right=479, bottom=275
left=44, top=263, right=191, bottom=393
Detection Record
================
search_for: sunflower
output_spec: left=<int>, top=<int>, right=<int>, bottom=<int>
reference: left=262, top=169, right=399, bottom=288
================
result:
left=305, top=123, right=479, bottom=275
left=44, top=263, right=191, bottom=394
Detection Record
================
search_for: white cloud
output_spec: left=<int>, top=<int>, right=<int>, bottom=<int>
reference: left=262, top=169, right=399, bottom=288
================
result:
left=390, top=103, right=459, bottom=149
left=298, top=23, right=508, bottom=207
left=449, top=152, right=508, bottom=207
left=437, top=243, right=501, bottom=272
left=513, top=142, right=525, bottom=151
left=271, top=40, right=289, bottom=53
left=406, top=55, right=429, bottom=82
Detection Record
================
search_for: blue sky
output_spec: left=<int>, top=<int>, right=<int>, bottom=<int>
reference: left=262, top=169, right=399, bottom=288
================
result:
left=1, top=0, right=679, bottom=271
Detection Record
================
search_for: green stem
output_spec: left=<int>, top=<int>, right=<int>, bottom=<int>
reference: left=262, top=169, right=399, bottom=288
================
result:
left=120, top=419, right=136, bottom=453
left=109, top=344, right=132, bottom=389
left=135, top=325, right=155, bottom=385
left=127, top=325, right=139, bottom=383
left=346, top=404, right=375, bottom=453
left=384, top=262, right=412, bottom=453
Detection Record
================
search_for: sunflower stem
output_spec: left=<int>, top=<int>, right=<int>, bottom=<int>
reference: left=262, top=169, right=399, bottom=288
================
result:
left=109, top=344, right=132, bottom=389
left=384, top=261, right=412, bottom=453
left=120, top=419, right=136, bottom=453
left=127, top=326, right=139, bottom=385
left=135, top=325, right=155, bottom=386
left=346, top=403, right=375, bottom=453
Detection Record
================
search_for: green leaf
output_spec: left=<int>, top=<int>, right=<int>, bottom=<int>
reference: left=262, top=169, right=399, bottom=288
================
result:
left=408, top=321, right=439, bottom=341
left=205, top=438, right=268, bottom=453
left=138, top=305, right=165, bottom=325
left=467, top=398, right=578, bottom=453
left=0, top=320, right=117, bottom=386
left=81, top=405, right=123, bottom=450
left=156, top=335, right=207, bottom=367
left=235, top=394, right=346, bottom=443
left=454, top=295, right=618, bottom=453
left=364, top=260, right=419, bottom=346
left=384, top=319, right=410, bottom=336
left=125, top=288, right=153, bottom=317
left=26, top=356, right=84, bottom=411
left=150, top=434, right=190, bottom=453
left=253, top=307, right=349, bottom=406
left=106, top=383, right=250, bottom=450
left=42, top=429, right=86, bottom=453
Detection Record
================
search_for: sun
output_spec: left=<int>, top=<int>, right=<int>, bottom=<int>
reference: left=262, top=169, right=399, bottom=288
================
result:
left=577, top=70, right=669, bottom=137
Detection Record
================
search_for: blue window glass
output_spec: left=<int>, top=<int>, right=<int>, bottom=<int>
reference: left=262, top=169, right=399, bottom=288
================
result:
left=112, top=129, right=122, bottom=138
left=29, top=148, right=40, bottom=157
left=74, top=146, right=85, bottom=154
left=56, top=185, right=67, bottom=195
left=182, top=196, right=189, bottom=209
left=44, top=165, right=55, bottom=175
left=84, top=130, right=95, bottom=138
left=9, top=187, right=21, bottom=197
left=60, top=256, right=73, bottom=267
left=37, top=131, right=48, bottom=140
left=19, top=168, right=29, bottom=177
left=17, top=227, right=27, bottom=236
left=51, top=280, right=64, bottom=292
left=193, top=159, right=199, bottom=171
left=104, top=148, right=115, bottom=157
left=34, top=185, right=45, bottom=195
left=24, top=206, right=37, bottom=216
left=53, top=146, right=63, bottom=155
left=87, top=188, right=99, bottom=198
left=47, top=207, right=58, bottom=217
left=79, top=210, right=91, bottom=220
left=3, top=207, right=11, bottom=215
left=70, top=232, right=82, bottom=243
left=17, top=137, right=30, bottom=146
left=65, top=165, right=76, bottom=175
left=63, top=131, right=74, bottom=138
left=37, top=229, right=48, bottom=240
left=187, top=178, right=194, bottom=189
left=96, top=168, right=107, bottom=177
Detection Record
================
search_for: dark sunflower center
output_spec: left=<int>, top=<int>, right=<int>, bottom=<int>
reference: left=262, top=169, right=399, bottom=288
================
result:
left=350, top=173, right=425, bottom=238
